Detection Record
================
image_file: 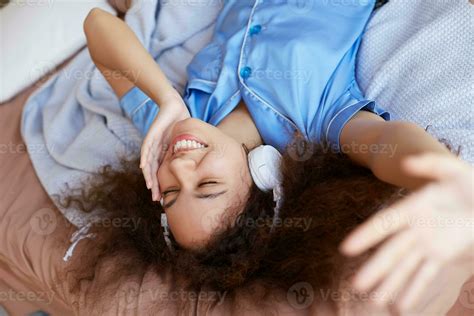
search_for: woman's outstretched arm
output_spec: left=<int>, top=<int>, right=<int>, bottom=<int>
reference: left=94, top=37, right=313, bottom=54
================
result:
left=340, top=111, right=453, bottom=190
left=83, top=8, right=181, bottom=104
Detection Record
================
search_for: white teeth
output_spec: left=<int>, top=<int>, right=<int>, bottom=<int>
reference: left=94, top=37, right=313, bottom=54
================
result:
left=173, top=139, right=206, bottom=153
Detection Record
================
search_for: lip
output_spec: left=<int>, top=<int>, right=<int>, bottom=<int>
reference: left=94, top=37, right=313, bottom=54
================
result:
left=170, top=133, right=208, bottom=154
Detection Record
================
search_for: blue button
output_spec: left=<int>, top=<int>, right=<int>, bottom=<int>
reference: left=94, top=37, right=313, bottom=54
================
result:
left=240, top=66, right=252, bottom=79
left=249, top=24, right=262, bottom=36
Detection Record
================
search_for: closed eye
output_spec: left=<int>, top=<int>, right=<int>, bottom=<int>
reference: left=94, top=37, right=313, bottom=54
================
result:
left=163, top=189, right=227, bottom=209
left=199, top=181, right=218, bottom=187
left=162, top=188, right=179, bottom=196
left=161, top=181, right=226, bottom=209
left=162, top=181, right=218, bottom=196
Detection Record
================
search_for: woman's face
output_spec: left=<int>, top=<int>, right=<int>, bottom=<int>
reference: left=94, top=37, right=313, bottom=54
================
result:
left=157, top=118, right=252, bottom=249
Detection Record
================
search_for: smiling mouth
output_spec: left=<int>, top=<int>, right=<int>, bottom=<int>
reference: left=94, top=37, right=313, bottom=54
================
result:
left=171, top=134, right=208, bottom=154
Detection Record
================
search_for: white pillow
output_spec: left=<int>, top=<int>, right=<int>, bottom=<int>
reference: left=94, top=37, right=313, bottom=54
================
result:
left=0, top=0, right=115, bottom=102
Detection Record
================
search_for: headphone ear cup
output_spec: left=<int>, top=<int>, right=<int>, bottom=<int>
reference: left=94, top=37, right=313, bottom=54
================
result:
left=248, top=145, right=283, bottom=191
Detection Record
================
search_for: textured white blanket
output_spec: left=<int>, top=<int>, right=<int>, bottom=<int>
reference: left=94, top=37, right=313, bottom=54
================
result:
left=357, top=0, right=474, bottom=164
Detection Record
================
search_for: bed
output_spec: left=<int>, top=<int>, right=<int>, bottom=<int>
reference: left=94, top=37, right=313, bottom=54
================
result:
left=1, top=86, right=473, bottom=315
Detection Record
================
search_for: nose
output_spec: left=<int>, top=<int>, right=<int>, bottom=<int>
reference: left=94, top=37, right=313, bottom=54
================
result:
left=168, top=154, right=198, bottom=186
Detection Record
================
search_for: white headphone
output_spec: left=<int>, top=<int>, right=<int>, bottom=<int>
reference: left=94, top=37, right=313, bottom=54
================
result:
left=248, top=145, right=282, bottom=191
left=248, top=145, right=284, bottom=231
left=160, top=145, right=284, bottom=250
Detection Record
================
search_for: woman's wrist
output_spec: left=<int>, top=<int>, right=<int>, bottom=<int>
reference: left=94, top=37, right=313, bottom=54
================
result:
left=164, top=94, right=183, bottom=105
left=153, top=90, right=183, bottom=110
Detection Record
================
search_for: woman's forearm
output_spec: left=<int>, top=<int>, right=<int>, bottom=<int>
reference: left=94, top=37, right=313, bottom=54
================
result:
left=341, top=111, right=453, bottom=190
left=84, top=8, right=180, bottom=104
left=368, top=121, right=452, bottom=189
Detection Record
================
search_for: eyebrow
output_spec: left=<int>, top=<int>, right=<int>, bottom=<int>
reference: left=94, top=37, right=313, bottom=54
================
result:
left=163, top=190, right=228, bottom=209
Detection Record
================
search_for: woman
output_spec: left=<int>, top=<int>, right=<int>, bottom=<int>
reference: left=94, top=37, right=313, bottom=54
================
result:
left=67, top=1, right=472, bottom=304
left=83, top=1, right=453, bottom=251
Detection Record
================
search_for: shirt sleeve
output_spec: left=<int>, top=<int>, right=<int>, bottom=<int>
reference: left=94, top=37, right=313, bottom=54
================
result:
left=323, top=80, right=390, bottom=152
left=119, top=87, right=160, bottom=136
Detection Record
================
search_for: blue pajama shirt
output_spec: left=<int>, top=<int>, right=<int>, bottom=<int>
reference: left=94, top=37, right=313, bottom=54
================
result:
left=120, top=0, right=390, bottom=153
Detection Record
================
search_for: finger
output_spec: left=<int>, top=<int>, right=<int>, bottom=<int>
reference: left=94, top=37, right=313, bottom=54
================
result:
left=151, top=155, right=159, bottom=201
left=150, top=140, right=162, bottom=201
left=341, top=187, right=435, bottom=257
left=372, top=252, right=423, bottom=306
left=141, top=145, right=153, bottom=188
left=158, top=143, right=167, bottom=164
left=353, top=230, right=415, bottom=292
left=398, top=261, right=440, bottom=312
left=140, top=148, right=147, bottom=169
left=154, top=187, right=161, bottom=202
left=341, top=207, right=411, bottom=256
left=402, top=154, right=465, bottom=182
left=140, top=156, right=151, bottom=189
left=144, top=146, right=155, bottom=189
left=140, top=138, right=152, bottom=169
left=142, top=142, right=158, bottom=190
left=155, top=158, right=162, bottom=200
left=141, top=132, right=159, bottom=168
left=146, top=141, right=158, bottom=194
left=142, top=164, right=152, bottom=189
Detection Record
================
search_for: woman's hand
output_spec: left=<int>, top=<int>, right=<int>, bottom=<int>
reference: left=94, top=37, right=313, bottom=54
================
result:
left=140, top=95, right=190, bottom=201
left=340, top=154, right=474, bottom=312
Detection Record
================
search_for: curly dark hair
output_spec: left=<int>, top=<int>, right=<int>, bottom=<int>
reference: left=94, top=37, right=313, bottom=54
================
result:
left=57, top=140, right=403, bottom=311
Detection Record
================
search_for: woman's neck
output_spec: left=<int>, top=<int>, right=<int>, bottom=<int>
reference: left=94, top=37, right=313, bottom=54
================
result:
left=217, top=100, right=263, bottom=150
